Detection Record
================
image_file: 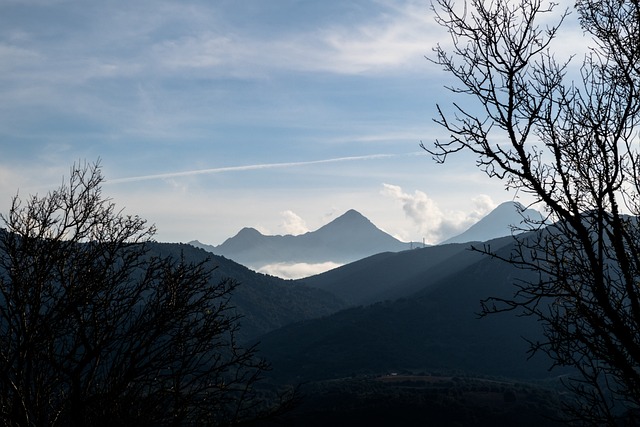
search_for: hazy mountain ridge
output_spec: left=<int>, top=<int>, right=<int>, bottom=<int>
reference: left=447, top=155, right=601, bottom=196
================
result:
left=192, top=203, right=543, bottom=277
left=190, top=209, right=411, bottom=268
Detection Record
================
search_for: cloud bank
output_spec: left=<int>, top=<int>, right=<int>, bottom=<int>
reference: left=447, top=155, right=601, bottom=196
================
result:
left=257, top=262, right=343, bottom=280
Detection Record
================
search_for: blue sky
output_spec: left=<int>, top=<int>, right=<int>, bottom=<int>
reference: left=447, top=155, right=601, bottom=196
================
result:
left=0, top=0, right=583, bottom=249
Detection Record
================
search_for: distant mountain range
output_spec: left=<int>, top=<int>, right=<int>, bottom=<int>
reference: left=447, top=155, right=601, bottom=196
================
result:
left=176, top=204, right=564, bottom=387
left=182, top=201, right=554, bottom=382
left=190, top=202, right=542, bottom=275
left=0, top=202, right=561, bottom=422
left=190, top=209, right=410, bottom=268
left=178, top=203, right=561, bottom=422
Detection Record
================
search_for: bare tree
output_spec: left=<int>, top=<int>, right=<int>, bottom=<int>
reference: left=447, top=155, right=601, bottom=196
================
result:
left=0, top=161, right=270, bottom=426
left=427, top=0, right=640, bottom=424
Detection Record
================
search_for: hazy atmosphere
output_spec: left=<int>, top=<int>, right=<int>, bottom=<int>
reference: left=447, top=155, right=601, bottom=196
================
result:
left=0, top=0, right=579, bottom=246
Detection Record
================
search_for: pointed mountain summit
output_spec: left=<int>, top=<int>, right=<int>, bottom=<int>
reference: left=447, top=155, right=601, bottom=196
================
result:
left=441, top=201, right=544, bottom=245
left=307, top=209, right=397, bottom=244
left=219, top=227, right=264, bottom=251
left=322, top=209, right=368, bottom=226
left=190, top=210, right=410, bottom=268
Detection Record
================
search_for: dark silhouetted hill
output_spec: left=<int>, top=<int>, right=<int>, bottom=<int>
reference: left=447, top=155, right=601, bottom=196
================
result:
left=146, top=242, right=346, bottom=341
left=298, top=239, right=505, bottom=305
left=255, top=235, right=562, bottom=383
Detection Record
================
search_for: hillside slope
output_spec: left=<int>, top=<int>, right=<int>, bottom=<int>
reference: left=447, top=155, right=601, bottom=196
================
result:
left=256, top=237, right=559, bottom=382
left=300, top=236, right=514, bottom=305
left=147, top=242, right=346, bottom=341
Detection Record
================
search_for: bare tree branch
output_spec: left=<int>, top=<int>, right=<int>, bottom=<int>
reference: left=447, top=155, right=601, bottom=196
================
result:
left=429, top=0, right=640, bottom=424
left=0, top=161, right=275, bottom=426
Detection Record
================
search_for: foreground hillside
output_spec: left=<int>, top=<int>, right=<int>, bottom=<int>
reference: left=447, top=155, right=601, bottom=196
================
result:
left=256, top=374, right=564, bottom=427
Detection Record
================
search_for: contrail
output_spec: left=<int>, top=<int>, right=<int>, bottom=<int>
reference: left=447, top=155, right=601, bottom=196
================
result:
left=106, top=153, right=421, bottom=184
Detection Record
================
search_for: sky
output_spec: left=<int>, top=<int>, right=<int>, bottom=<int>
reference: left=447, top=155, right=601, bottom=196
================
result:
left=0, top=0, right=585, bottom=252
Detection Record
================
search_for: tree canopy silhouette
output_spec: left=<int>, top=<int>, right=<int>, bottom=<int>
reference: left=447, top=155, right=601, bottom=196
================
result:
left=428, top=0, right=640, bottom=424
left=0, top=161, right=269, bottom=426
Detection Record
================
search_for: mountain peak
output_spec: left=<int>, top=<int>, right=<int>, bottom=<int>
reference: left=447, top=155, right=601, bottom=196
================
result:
left=494, top=201, right=525, bottom=213
left=441, top=201, right=544, bottom=245
left=335, top=209, right=369, bottom=223
left=202, top=209, right=409, bottom=270
left=343, top=208, right=364, bottom=216
left=237, top=226, right=262, bottom=237
left=217, top=227, right=264, bottom=253
left=316, top=209, right=374, bottom=233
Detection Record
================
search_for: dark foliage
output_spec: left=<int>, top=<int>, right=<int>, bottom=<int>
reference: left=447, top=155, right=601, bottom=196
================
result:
left=255, top=374, right=565, bottom=427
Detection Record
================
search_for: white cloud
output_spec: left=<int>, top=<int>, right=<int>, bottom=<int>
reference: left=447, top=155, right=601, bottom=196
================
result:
left=0, top=0, right=586, bottom=106
left=257, top=262, right=343, bottom=280
left=279, top=210, right=309, bottom=235
left=381, top=183, right=496, bottom=244
left=470, top=194, right=496, bottom=218
left=381, top=183, right=440, bottom=240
